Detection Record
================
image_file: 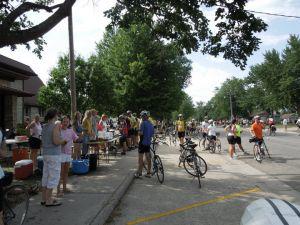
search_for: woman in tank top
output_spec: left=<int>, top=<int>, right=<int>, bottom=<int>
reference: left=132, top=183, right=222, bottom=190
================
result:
left=26, top=114, right=42, bottom=172
left=41, top=108, right=67, bottom=207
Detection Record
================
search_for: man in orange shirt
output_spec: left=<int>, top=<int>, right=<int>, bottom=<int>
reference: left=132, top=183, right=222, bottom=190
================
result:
left=250, top=115, right=264, bottom=143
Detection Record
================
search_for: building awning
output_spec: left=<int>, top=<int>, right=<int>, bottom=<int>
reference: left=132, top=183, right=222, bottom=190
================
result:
left=0, top=84, right=34, bottom=97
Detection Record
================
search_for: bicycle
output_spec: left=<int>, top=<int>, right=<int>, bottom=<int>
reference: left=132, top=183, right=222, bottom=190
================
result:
left=249, top=137, right=271, bottom=163
left=207, top=134, right=222, bottom=154
left=1, top=173, right=29, bottom=225
left=143, top=137, right=167, bottom=184
left=183, top=147, right=207, bottom=188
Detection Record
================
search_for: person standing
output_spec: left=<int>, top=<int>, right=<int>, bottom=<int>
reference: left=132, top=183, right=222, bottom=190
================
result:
left=72, top=112, right=83, bottom=160
left=225, top=119, right=237, bottom=159
left=235, top=123, right=248, bottom=155
left=57, top=116, right=78, bottom=196
left=282, top=118, right=288, bottom=132
left=135, top=111, right=154, bottom=178
left=250, top=116, right=264, bottom=160
left=41, top=108, right=67, bottom=207
left=82, top=110, right=93, bottom=155
left=176, top=114, right=185, bottom=145
left=26, top=114, right=42, bottom=172
left=118, top=115, right=128, bottom=155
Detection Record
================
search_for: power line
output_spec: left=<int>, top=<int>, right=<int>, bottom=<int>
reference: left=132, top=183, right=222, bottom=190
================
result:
left=246, top=10, right=300, bottom=19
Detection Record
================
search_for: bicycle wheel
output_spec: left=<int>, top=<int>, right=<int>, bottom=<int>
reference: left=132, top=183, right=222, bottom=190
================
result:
left=3, top=185, right=29, bottom=225
left=154, top=155, right=164, bottom=184
left=253, top=145, right=262, bottom=163
left=183, top=154, right=207, bottom=177
left=193, top=158, right=201, bottom=188
left=216, top=139, right=222, bottom=152
left=208, top=141, right=215, bottom=153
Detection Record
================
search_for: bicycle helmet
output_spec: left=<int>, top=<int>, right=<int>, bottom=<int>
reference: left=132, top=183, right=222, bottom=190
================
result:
left=140, top=110, right=148, bottom=116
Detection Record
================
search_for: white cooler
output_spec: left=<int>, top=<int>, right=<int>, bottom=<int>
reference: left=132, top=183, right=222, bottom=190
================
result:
left=241, top=198, right=300, bottom=225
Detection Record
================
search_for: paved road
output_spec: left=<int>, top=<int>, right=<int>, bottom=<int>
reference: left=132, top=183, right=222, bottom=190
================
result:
left=106, top=134, right=300, bottom=225
left=227, top=129, right=300, bottom=192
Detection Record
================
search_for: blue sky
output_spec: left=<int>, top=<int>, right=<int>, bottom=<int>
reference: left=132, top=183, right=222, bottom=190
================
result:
left=1, top=0, right=300, bottom=104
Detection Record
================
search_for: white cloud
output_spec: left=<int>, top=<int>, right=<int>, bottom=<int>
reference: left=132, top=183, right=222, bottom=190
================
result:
left=259, top=34, right=289, bottom=46
left=184, top=62, right=232, bottom=104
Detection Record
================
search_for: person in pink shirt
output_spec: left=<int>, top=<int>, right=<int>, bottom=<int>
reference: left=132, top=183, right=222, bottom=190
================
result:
left=57, top=116, right=78, bottom=196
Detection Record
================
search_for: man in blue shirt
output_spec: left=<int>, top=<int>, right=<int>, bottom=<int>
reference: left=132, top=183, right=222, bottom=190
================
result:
left=135, top=111, right=154, bottom=178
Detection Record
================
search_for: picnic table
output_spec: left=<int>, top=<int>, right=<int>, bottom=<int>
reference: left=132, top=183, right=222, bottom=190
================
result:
left=5, top=138, right=29, bottom=151
left=87, top=135, right=120, bottom=163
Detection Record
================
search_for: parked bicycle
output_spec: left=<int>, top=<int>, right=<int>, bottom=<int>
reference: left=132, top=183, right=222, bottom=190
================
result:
left=249, top=137, right=271, bottom=163
left=179, top=138, right=207, bottom=188
left=1, top=172, right=29, bottom=225
left=143, top=137, right=167, bottom=184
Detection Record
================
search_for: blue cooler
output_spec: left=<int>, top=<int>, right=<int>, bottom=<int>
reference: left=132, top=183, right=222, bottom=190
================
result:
left=72, top=159, right=89, bottom=174
left=37, top=156, right=43, bottom=173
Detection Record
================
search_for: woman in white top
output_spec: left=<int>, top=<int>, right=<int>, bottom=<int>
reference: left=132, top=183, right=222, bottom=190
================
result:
left=26, top=114, right=42, bottom=171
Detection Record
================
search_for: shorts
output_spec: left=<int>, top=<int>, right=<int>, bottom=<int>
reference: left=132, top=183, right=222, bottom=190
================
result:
left=29, top=136, right=41, bottom=149
left=235, top=136, right=241, bottom=145
left=138, top=144, right=150, bottom=154
left=202, top=132, right=208, bottom=138
left=119, top=135, right=127, bottom=144
left=227, top=135, right=236, bottom=145
left=208, top=135, right=216, bottom=141
left=61, top=153, right=72, bottom=163
left=178, top=131, right=185, bottom=138
left=42, top=155, right=61, bottom=189
left=128, top=128, right=135, bottom=136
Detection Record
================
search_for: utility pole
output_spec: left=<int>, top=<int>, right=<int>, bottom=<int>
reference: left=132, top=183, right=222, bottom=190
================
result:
left=229, top=93, right=233, bottom=120
left=68, top=7, right=77, bottom=118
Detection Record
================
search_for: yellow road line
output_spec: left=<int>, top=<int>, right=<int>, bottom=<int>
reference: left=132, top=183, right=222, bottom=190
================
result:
left=126, top=187, right=260, bottom=225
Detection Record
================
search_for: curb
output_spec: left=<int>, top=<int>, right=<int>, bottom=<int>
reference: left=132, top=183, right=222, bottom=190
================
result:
left=89, top=171, right=135, bottom=225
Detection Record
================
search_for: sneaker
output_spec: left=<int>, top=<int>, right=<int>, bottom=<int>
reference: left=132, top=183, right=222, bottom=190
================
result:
left=243, top=151, right=250, bottom=155
left=134, top=173, right=142, bottom=178
left=144, top=173, right=151, bottom=178
left=233, top=153, right=238, bottom=157
left=233, top=155, right=238, bottom=160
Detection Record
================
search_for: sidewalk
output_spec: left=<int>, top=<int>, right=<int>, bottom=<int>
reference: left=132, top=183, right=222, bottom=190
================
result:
left=25, top=151, right=137, bottom=225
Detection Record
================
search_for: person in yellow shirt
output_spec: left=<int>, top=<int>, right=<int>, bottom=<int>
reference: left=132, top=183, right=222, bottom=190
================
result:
left=176, top=114, right=186, bottom=144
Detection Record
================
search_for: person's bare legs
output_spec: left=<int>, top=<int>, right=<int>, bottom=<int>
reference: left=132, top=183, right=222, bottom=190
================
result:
left=127, top=138, right=132, bottom=149
left=63, top=163, right=70, bottom=192
left=229, top=144, right=234, bottom=158
left=45, top=188, right=54, bottom=205
left=145, top=152, right=151, bottom=174
left=30, top=149, right=38, bottom=171
left=42, top=187, right=46, bottom=203
left=137, top=153, right=144, bottom=174
left=73, top=143, right=81, bottom=160
left=57, top=164, right=63, bottom=197
left=122, top=142, right=128, bottom=153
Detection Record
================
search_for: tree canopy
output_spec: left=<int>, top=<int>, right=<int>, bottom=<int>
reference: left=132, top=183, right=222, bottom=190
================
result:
left=105, top=0, right=267, bottom=69
left=0, top=0, right=76, bottom=56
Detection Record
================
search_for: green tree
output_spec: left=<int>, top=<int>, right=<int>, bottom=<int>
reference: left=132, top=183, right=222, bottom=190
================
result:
left=105, top=0, right=267, bottom=69
left=97, top=24, right=192, bottom=118
left=177, top=94, right=195, bottom=120
left=0, top=0, right=76, bottom=56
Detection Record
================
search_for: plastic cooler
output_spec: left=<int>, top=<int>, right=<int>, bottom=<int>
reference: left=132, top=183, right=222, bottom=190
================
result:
left=72, top=159, right=89, bottom=174
left=12, top=148, right=29, bottom=163
left=14, top=159, right=33, bottom=180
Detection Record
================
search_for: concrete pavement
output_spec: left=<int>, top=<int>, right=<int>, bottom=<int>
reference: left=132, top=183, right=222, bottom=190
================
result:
left=106, top=142, right=300, bottom=225
left=26, top=151, right=137, bottom=225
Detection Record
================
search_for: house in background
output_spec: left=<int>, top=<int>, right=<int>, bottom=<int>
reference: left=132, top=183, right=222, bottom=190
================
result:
left=0, top=54, right=39, bottom=130
left=24, top=76, right=45, bottom=120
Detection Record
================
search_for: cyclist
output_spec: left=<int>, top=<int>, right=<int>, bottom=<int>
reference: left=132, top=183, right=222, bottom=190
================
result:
left=201, top=117, right=209, bottom=149
left=250, top=115, right=264, bottom=160
left=135, top=111, right=154, bottom=178
left=267, top=118, right=276, bottom=135
left=176, top=114, right=186, bottom=145
left=207, top=120, right=216, bottom=145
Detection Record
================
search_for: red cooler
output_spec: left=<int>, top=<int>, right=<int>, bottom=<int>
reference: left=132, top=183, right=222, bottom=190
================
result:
left=14, top=160, right=33, bottom=180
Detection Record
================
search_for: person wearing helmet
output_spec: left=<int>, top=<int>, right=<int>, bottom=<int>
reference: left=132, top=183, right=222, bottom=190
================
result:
left=135, top=111, right=154, bottom=178
left=207, top=120, right=216, bottom=145
left=176, top=114, right=186, bottom=144
left=201, top=116, right=209, bottom=149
